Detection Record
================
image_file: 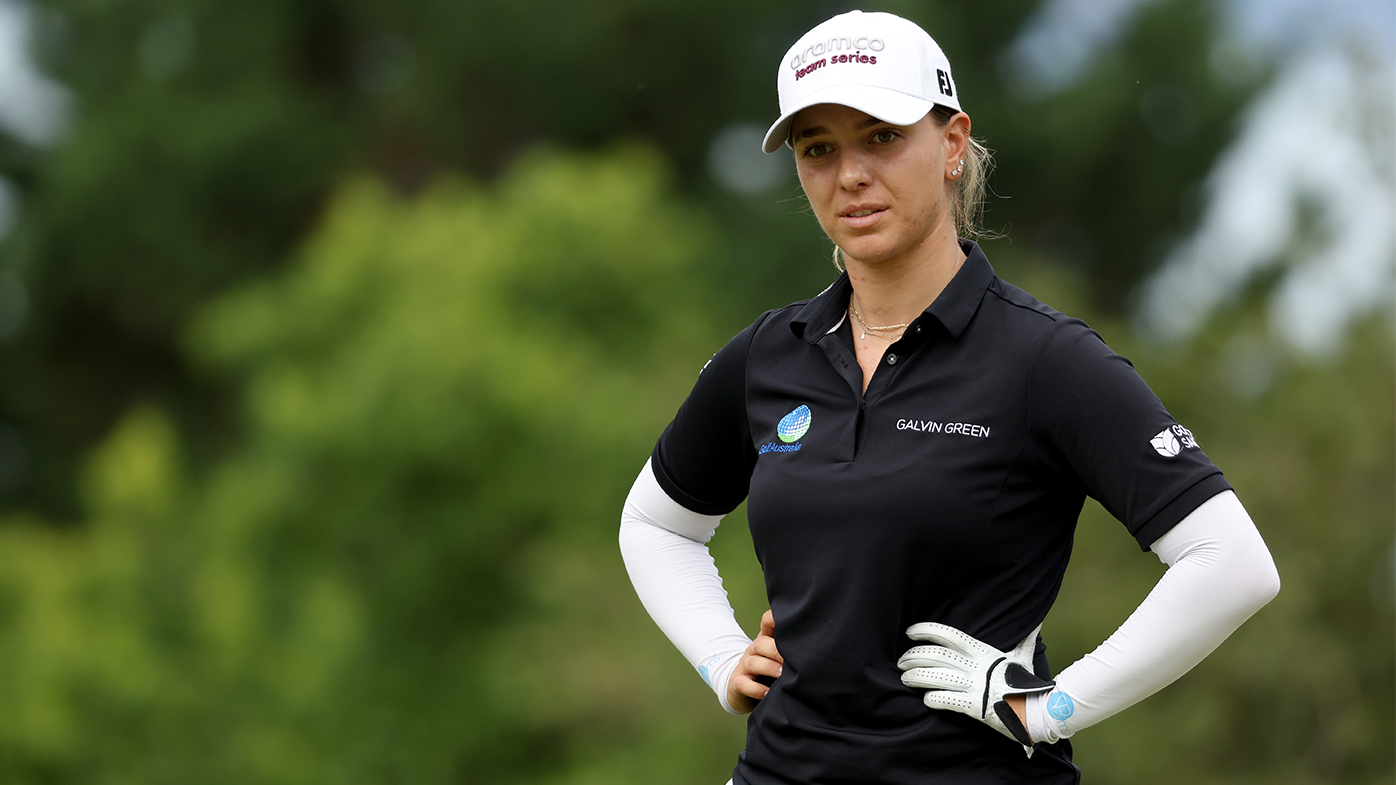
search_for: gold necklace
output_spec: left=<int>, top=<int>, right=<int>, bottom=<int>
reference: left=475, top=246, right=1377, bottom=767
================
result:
left=849, top=294, right=911, bottom=340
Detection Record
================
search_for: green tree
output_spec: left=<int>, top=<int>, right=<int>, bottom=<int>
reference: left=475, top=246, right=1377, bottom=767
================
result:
left=3, top=0, right=1245, bottom=517
left=0, top=0, right=1385, bottom=782
left=0, top=145, right=754, bottom=784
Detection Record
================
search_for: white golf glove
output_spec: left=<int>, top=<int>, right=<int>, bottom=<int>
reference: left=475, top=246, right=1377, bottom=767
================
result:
left=897, top=622, right=1054, bottom=755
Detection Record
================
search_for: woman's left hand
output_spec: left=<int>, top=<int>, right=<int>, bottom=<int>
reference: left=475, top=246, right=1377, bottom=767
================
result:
left=726, top=610, right=783, bottom=713
left=898, top=622, right=1052, bottom=754
left=1005, top=694, right=1028, bottom=727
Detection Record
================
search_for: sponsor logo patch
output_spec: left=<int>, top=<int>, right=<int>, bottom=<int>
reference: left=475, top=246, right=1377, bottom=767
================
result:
left=760, top=405, right=812, bottom=456
left=1150, top=423, right=1199, bottom=458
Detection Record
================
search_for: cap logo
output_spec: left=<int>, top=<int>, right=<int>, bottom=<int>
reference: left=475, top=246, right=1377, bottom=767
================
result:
left=795, top=51, right=882, bottom=81
left=788, top=35, right=885, bottom=70
left=937, top=69, right=953, bottom=97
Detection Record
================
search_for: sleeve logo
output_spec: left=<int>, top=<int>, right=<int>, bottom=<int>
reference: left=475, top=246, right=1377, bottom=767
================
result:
left=1150, top=423, right=1199, bottom=458
left=1047, top=691, right=1076, bottom=737
left=1046, top=691, right=1075, bottom=721
left=698, top=654, right=721, bottom=687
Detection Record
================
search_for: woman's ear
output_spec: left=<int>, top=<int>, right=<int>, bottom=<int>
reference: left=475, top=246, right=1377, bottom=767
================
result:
left=944, top=112, right=971, bottom=176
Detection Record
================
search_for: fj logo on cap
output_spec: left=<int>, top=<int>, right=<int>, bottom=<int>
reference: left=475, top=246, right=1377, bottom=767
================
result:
left=937, top=69, right=953, bottom=97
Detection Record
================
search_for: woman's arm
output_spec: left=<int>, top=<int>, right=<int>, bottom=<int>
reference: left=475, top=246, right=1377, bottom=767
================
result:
left=619, top=459, right=767, bottom=713
left=1024, top=490, right=1280, bottom=743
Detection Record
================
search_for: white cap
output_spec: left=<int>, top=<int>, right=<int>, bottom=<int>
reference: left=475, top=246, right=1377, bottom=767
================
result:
left=762, top=11, right=961, bottom=154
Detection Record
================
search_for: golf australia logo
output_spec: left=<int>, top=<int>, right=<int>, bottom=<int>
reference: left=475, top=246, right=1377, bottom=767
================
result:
left=1150, top=423, right=1199, bottom=458
left=777, top=405, right=812, bottom=442
left=759, top=405, right=812, bottom=455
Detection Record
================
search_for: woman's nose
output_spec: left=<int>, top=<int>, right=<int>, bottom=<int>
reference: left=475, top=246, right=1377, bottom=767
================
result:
left=838, top=152, right=871, bottom=190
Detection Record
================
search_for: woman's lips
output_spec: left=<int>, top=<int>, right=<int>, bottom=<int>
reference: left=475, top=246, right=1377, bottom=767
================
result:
left=840, top=206, right=886, bottom=229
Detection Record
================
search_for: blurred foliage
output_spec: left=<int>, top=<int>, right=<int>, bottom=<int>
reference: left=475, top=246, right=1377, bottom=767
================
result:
left=0, top=0, right=1256, bottom=516
left=0, top=146, right=755, bottom=782
left=0, top=0, right=1388, bottom=783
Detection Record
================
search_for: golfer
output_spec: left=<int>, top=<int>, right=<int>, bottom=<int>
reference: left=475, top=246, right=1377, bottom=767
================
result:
left=620, top=10, right=1279, bottom=784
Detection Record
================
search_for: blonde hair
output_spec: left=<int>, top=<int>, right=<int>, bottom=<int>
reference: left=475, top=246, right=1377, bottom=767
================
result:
left=932, top=104, right=994, bottom=242
left=831, top=105, right=995, bottom=271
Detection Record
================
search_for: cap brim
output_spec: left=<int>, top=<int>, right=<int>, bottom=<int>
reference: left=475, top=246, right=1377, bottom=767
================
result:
left=761, top=85, right=940, bottom=154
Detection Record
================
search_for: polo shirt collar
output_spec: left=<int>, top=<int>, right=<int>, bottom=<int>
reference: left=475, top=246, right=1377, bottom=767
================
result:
left=790, top=239, right=994, bottom=344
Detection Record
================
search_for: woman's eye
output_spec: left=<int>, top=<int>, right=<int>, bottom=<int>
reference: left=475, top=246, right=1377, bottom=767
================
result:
left=803, top=143, right=832, bottom=158
left=872, top=130, right=898, bottom=144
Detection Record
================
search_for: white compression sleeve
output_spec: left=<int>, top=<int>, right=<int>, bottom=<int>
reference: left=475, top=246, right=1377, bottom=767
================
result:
left=1026, top=490, right=1280, bottom=743
left=619, top=459, right=753, bottom=713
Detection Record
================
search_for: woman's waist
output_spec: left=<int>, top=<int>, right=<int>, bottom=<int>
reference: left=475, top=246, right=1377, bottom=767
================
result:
left=759, top=663, right=927, bottom=731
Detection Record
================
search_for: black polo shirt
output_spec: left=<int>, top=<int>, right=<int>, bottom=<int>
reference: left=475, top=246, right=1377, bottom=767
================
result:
left=650, top=241, right=1230, bottom=785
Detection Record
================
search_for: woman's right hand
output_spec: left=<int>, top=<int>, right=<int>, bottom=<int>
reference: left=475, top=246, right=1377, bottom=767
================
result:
left=727, top=609, right=783, bottom=714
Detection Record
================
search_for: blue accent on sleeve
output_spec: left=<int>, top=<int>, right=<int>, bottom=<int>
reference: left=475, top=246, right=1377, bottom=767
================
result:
left=698, top=655, right=721, bottom=687
left=1046, top=691, right=1075, bottom=721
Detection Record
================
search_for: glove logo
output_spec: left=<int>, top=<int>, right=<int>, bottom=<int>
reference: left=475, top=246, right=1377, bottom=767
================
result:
left=1150, top=423, right=1198, bottom=458
left=776, top=405, right=812, bottom=443
left=1046, top=691, right=1075, bottom=721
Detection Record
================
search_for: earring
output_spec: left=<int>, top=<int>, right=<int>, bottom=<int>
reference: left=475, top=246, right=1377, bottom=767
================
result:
left=951, top=159, right=964, bottom=178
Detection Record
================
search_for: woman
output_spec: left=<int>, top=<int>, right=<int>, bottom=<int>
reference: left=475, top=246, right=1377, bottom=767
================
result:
left=619, top=10, right=1279, bottom=784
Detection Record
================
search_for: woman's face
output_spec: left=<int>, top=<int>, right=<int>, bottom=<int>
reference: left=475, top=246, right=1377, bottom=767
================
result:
left=790, top=103, right=964, bottom=269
